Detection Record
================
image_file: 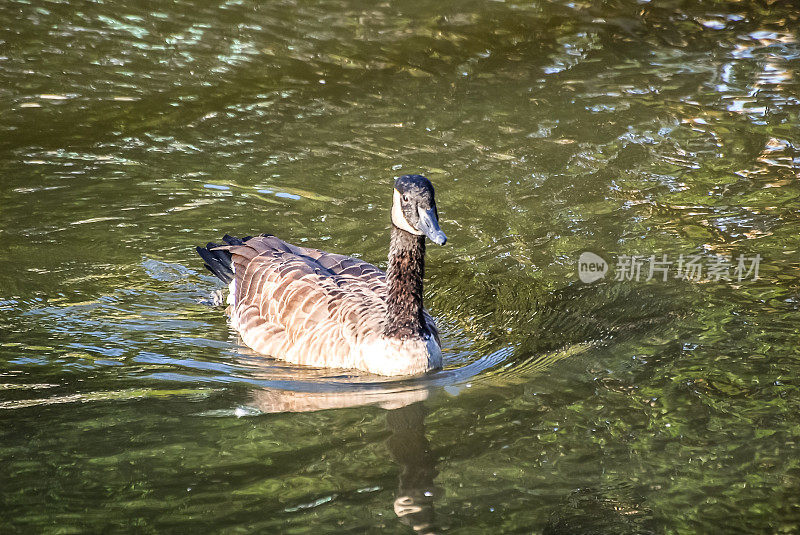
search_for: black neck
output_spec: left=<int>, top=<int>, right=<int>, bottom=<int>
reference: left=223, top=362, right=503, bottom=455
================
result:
left=384, top=225, right=427, bottom=339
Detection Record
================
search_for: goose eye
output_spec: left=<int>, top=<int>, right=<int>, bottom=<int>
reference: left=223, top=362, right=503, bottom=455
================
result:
left=402, top=193, right=410, bottom=203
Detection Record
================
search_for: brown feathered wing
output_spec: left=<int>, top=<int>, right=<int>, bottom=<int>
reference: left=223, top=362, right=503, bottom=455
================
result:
left=215, top=235, right=438, bottom=370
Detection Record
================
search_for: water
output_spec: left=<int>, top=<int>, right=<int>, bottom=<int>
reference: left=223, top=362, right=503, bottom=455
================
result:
left=2, top=0, right=800, bottom=532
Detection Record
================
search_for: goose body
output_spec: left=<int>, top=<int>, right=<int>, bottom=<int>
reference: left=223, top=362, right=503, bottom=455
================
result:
left=197, top=175, right=447, bottom=376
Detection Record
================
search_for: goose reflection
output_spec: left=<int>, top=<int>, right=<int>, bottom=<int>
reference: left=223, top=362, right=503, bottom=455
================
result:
left=386, top=402, right=438, bottom=534
left=241, top=360, right=439, bottom=534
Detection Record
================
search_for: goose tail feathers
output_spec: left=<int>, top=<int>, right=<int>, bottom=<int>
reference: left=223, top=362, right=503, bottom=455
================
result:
left=196, top=234, right=249, bottom=284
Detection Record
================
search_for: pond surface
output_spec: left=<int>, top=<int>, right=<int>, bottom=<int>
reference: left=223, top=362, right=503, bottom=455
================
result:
left=2, top=0, right=800, bottom=532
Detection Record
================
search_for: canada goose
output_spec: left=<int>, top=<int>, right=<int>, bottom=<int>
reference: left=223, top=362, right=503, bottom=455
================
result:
left=196, top=174, right=447, bottom=376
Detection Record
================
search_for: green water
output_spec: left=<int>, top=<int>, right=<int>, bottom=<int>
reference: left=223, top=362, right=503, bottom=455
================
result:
left=2, top=0, right=800, bottom=532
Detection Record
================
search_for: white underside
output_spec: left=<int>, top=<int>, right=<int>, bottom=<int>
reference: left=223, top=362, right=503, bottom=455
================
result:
left=227, top=279, right=236, bottom=306
left=350, top=335, right=443, bottom=376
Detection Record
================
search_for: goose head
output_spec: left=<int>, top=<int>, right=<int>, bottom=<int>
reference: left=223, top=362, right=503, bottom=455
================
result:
left=391, top=174, right=447, bottom=245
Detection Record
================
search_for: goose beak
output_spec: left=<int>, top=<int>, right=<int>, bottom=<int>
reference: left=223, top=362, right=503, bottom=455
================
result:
left=417, top=207, right=447, bottom=245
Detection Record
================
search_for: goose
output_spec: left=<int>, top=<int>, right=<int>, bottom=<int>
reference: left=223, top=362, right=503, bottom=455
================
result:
left=196, top=174, right=447, bottom=376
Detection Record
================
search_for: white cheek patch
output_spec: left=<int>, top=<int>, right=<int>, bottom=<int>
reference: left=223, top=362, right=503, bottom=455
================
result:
left=391, top=189, right=423, bottom=235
